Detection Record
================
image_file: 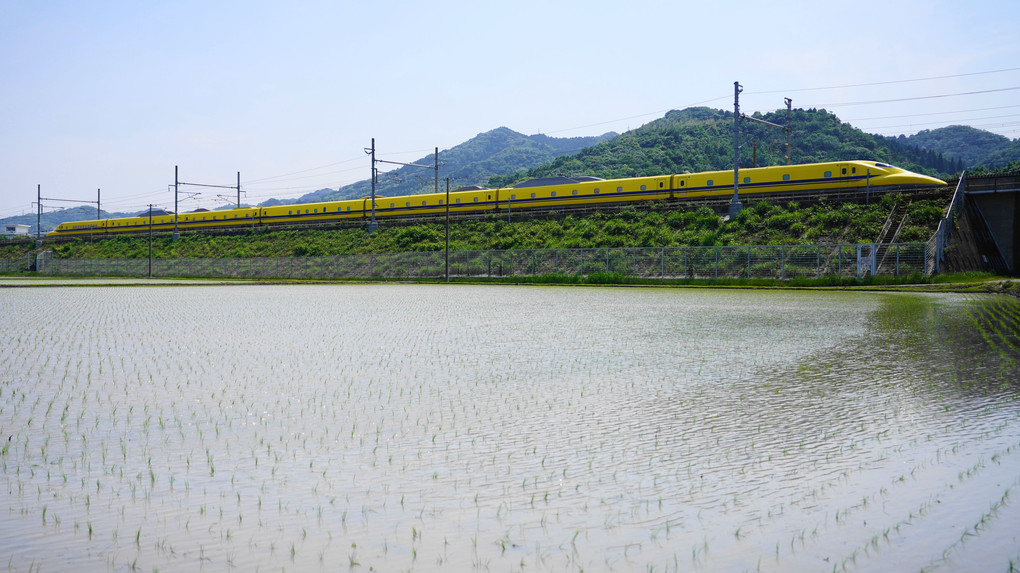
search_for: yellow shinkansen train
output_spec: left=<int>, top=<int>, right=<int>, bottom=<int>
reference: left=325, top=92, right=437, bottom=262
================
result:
left=48, top=160, right=946, bottom=238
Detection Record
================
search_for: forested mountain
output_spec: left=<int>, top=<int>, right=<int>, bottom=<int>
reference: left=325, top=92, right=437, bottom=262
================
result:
left=8, top=107, right=1019, bottom=233
left=494, top=107, right=956, bottom=186
left=885, top=125, right=1020, bottom=169
left=293, top=128, right=617, bottom=203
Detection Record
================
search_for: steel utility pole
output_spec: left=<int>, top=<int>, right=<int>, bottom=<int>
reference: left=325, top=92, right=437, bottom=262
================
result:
left=785, top=98, right=793, bottom=165
left=731, top=81, right=743, bottom=219
left=366, top=139, right=378, bottom=233
left=37, top=184, right=41, bottom=242
left=148, top=204, right=153, bottom=278
left=365, top=141, right=440, bottom=234
left=174, top=165, right=180, bottom=240
left=445, top=177, right=450, bottom=283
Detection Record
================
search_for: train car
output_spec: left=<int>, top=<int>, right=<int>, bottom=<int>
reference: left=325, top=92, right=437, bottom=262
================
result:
left=499, top=174, right=673, bottom=211
left=174, top=206, right=263, bottom=232
left=671, top=161, right=944, bottom=199
left=260, top=199, right=365, bottom=227
left=45, top=161, right=945, bottom=239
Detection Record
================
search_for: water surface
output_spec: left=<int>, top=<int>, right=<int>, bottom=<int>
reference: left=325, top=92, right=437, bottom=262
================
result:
left=1, top=285, right=1018, bottom=571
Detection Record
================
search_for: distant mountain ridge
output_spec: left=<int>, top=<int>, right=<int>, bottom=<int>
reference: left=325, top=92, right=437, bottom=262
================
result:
left=6, top=109, right=1019, bottom=233
left=290, top=128, right=617, bottom=204
left=884, top=125, right=1020, bottom=169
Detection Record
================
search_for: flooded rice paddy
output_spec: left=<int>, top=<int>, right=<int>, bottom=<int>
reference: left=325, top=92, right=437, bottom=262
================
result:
left=1, top=283, right=1019, bottom=572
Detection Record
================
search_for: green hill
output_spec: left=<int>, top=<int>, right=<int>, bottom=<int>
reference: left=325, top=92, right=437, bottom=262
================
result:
left=492, top=107, right=953, bottom=186
left=885, top=125, right=1020, bottom=169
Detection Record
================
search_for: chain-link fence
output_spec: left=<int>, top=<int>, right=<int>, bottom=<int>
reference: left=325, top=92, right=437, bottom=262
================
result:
left=36, top=243, right=928, bottom=280
left=0, top=254, right=32, bottom=273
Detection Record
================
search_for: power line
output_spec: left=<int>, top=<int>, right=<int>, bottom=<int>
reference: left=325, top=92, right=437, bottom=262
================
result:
left=846, top=104, right=1020, bottom=122
left=805, top=86, right=1020, bottom=108
left=747, top=67, right=1020, bottom=95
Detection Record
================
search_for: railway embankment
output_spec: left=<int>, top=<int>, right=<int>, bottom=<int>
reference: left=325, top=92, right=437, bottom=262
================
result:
left=6, top=193, right=950, bottom=262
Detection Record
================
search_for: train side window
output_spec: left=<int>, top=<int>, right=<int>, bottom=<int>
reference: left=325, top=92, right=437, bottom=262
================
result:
left=783, top=174, right=790, bottom=181
left=530, top=193, right=536, bottom=198
left=439, top=200, right=444, bottom=205
left=640, top=185, right=647, bottom=191
left=617, top=186, right=623, bottom=192
left=594, top=189, right=600, bottom=194
left=346, top=206, right=351, bottom=211
left=314, top=209, right=318, bottom=213
left=744, top=177, right=750, bottom=184
left=487, top=194, right=492, bottom=200
left=824, top=171, right=832, bottom=178
left=305, top=209, right=309, bottom=214
left=852, top=167, right=857, bottom=174
left=510, top=194, right=516, bottom=200
left=473, top=197, right=479, bottom=202
left=551, top=191, right=556, bottom=197
left=659, top=182, right=664, bottom=188
left=707, top=180, right=714, bottom=186
left=572, top=190, right=578, bottom=196
left=422, top=201, right=427, bottom=206
left=680, top=180, right=685, bottom=187
left=406, top=202, right=410, bottom=207
left=389, top=203, right=394, bottom=208
left=456, top=199, right=461, bottom=204
left=288, top=210, right=292, bottom=215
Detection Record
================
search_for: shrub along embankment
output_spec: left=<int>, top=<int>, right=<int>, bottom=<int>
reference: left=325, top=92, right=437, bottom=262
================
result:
left=34, top=194, right=948, bottom=261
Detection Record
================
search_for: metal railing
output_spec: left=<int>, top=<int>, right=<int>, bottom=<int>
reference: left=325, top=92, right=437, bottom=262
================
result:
left=36, top=243, right=929, bottom=281
left=928, top=171, right=966, bottom=275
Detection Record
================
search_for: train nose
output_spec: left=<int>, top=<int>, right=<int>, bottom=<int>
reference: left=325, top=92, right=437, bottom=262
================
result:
left=880, top=172, right=947, bottom=187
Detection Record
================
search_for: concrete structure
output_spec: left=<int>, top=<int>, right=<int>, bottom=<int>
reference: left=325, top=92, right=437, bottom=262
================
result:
left=3, top=224, right=30, bottom=238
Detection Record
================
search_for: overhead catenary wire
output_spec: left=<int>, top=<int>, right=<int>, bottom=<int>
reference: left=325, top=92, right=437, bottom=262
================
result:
left=23, top=67, right=1018, bottom=220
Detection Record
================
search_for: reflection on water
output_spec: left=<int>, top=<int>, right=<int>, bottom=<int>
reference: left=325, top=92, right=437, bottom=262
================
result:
left=1, top=285, right=1018, bottom=571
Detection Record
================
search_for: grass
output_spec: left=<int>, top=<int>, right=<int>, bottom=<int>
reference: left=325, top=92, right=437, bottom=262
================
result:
left=27, top=193, right=947, bottom=261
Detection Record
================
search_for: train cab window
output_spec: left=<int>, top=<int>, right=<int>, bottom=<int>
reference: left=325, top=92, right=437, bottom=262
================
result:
left=744, top=177, right=750, bottom=184
left=783, top=174, right=790, bottom=181
left=824, top=171, right=832, bottom=178
left=530, top=193, right=536, bottom=198
left=680, top=180, right=685, bottom=187
left=487, top=194, right=492, bottom=200
left=852, top=167, right=857, bottom=174
left=842, top=168, right=847, bottom=175
left=640, top=185, right=647, bottom=191
left=707, top=180, right=714, bottom=186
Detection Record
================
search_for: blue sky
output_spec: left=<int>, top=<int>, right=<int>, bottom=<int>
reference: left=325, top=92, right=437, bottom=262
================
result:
left=1, top=0, right=1018, bottom=218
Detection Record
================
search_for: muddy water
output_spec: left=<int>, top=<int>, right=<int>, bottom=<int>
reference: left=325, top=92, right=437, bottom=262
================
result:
left=1, top=284, right=1018, bottom=571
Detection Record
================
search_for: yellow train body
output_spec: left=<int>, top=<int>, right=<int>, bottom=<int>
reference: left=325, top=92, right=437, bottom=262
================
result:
left=47, top=161, right=945, bottom=238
